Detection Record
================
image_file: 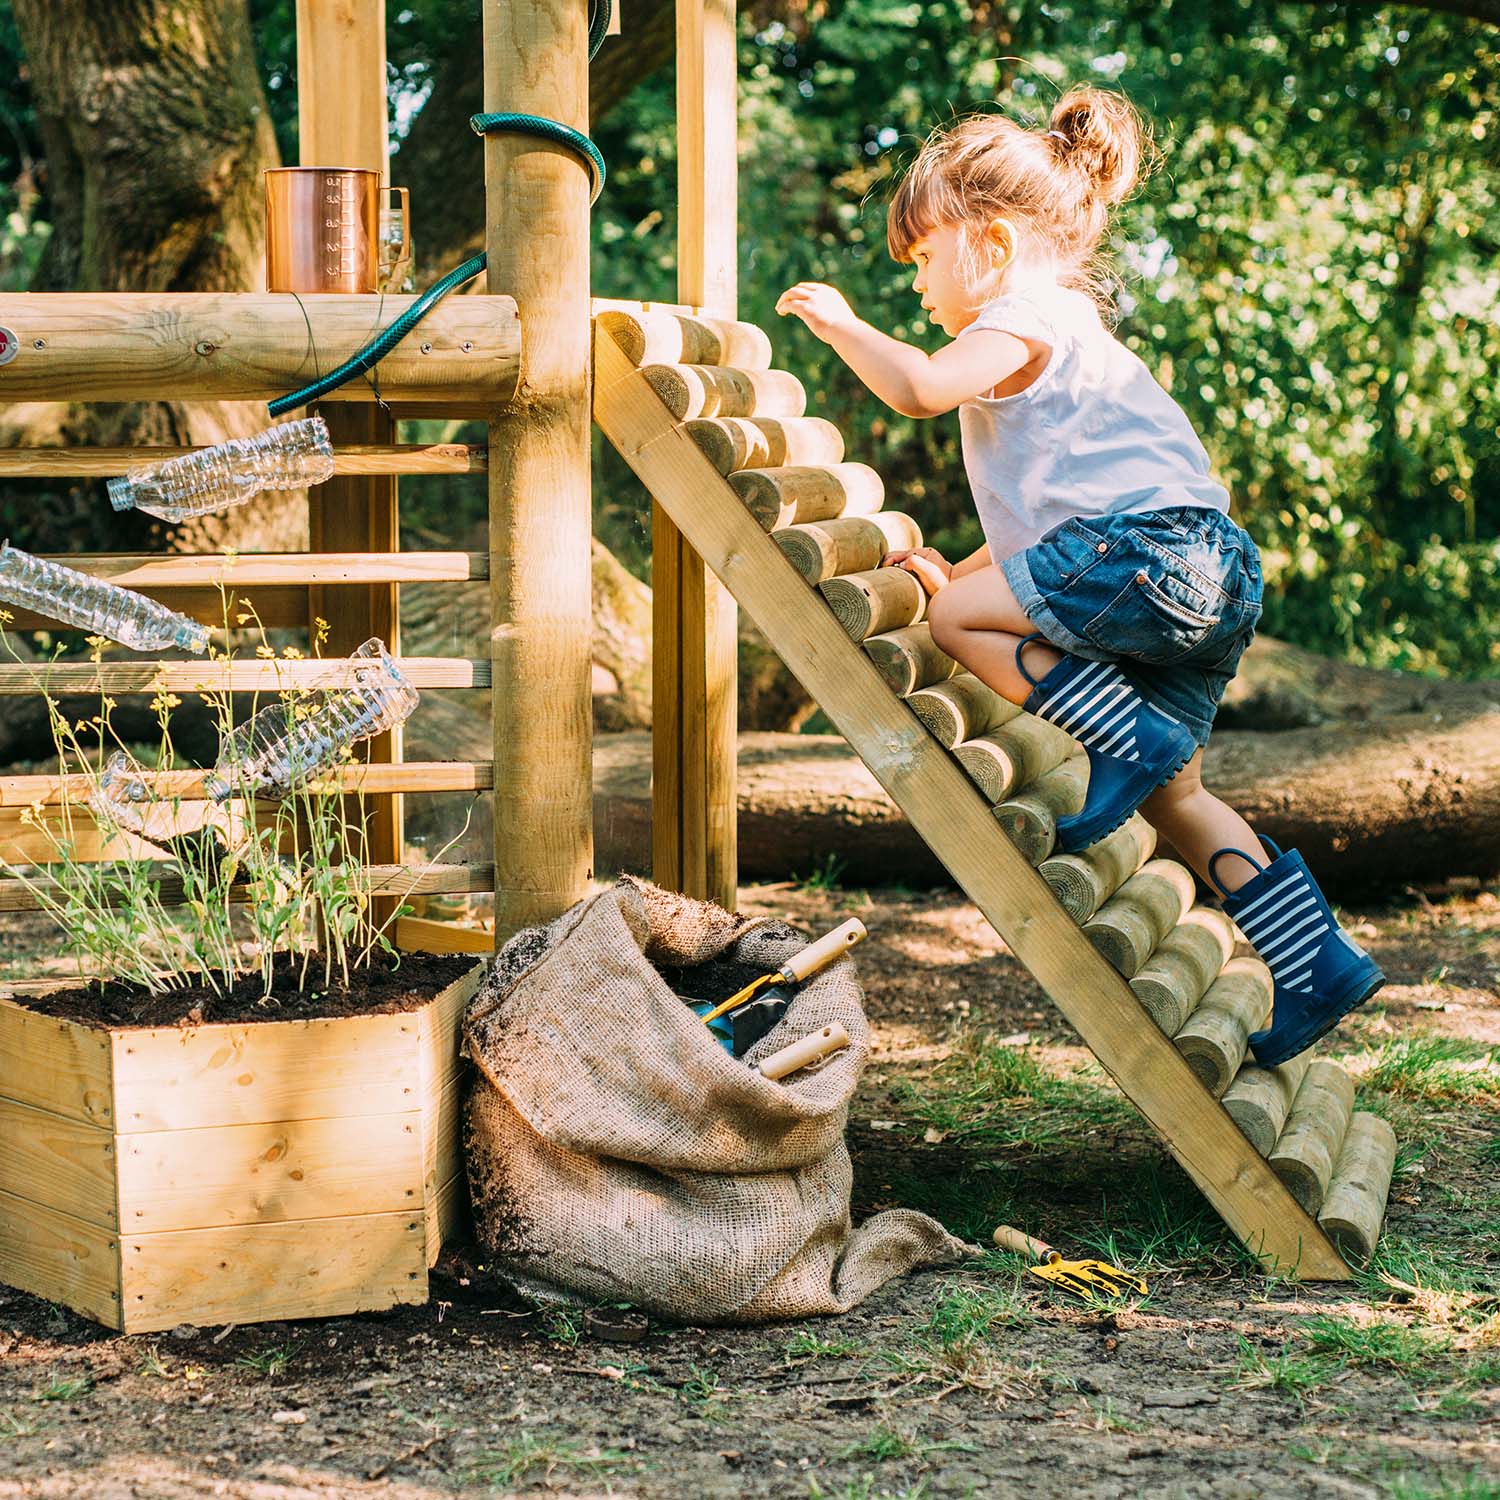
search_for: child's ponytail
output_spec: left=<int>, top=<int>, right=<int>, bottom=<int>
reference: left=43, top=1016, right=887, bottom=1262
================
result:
left=1046, top=86, right=1153, bottom=212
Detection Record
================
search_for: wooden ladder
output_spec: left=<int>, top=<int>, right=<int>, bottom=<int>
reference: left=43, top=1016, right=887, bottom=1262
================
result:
left=594, top=311, right=1365, bottom=1281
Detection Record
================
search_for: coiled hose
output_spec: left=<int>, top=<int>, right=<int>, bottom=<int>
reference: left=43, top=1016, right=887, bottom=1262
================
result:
left=268, top=0, right=611, bottom=418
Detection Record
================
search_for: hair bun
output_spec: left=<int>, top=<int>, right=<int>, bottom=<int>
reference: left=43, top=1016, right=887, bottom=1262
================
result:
left=1047, top=85, right=1154, bottom=207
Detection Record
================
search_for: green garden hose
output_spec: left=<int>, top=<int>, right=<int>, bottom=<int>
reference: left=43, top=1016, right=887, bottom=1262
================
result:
left=268, top=0, right=611, bottom=419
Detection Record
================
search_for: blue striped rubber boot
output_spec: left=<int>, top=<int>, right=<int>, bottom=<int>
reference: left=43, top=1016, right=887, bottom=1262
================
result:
left=1211, top=838, right=1385, bottom=1067
left=1017, top=634, right=1196, bottom=853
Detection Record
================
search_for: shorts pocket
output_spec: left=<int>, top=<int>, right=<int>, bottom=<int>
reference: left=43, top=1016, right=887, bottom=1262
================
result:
left=1084, top=566, right=1226, bottom=665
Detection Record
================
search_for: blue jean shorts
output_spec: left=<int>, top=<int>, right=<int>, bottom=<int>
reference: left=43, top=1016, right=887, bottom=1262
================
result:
left=1000, top=506, right=1264, bottom=749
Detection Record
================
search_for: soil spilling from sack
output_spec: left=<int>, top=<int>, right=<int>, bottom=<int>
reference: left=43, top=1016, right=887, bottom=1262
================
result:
left=11, top=950, right=477, bottom=1030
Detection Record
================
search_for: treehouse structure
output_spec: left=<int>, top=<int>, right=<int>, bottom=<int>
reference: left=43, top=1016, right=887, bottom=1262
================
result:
left=0, top=0, right=1396, bottom=1330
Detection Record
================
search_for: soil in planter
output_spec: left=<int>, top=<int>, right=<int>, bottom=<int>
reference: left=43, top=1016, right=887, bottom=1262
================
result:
left=12, top=950, right=479, bottom=1030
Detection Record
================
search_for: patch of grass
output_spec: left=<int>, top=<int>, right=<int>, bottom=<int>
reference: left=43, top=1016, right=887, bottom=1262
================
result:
left=34, top=1373, right=92, bottom=1402
left=924, top=1280, right=1033, bottom=1347
left=792, top=853, right=849, bottom=892
left=1382, top=1470, right=1500, bottom=1500
left=1084, top=1396, right=1147, bottom=1433
left=838, top=1426, right=975, bottom=1464
left=896, top=1035, right=1137, bottom=1157
left=1228, top=1334, right=1341, bottom=1404
left=234, top=1343, right=296, bottom=1378
left=1300, top=1313, right=1450, bottom=1373
left=1359, top=1036, right=1499, bottom=1103
left=1, top=1408, right=47, bottom=1438
left=467, top=1430, right=635, bottom=1488
left=538, top=1305, right=584, bottom=1347
left=1398, top=1379, right=1486, bottom=1420
left=137, top=1344, right=173, bottom=1380
left=784, top=1330, right=863, bottom=1363
left=809, top=1478, right=935, bottom=1500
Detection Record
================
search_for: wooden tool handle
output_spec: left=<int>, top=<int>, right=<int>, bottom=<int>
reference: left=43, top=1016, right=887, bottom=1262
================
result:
left=758, top=1022, right=851, bottom=1081
left=780, top=918, right=867, bottom=983
left=992, top=1225, right=1054, bottom=1260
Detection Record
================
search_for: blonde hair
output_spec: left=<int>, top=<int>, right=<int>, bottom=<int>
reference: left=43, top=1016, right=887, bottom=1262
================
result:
left=886, top=85, right=1159, bottom=309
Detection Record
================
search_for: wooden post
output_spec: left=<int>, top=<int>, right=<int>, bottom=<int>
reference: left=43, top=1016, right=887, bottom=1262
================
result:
left=296, top=0, right=403, bottom=922
left=484, top=0, right=594, bottom=937
left=654, top=0, right=738, bottom=908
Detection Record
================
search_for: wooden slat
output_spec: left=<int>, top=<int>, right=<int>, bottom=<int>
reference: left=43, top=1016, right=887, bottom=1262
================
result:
left=593, top=325, right=1351, bottom=1281
left=118, top=1210, right=425, bottom=1333
left=394, top=914, right=495, bottom=954
left=0, top=1096, right=117, bottom=1228
left=0, top=760, right=492, bottom=808
left=0, top=1188, right=121, bottom=1330
left=0, top=997, right=114, bottom=1126
left=3, top=587, right=309, bottom=634
left=0, top=446, right=484, bottom=478
left=595, top=309, right=769, bottom=369
left=0, top=293, right=519, bottom=405
left=0, top=862, right=496, bottom=914
left=17, top=552, right=485, bottom=586
left=296, top=0, right=388, bottom=174
left=430, top=1171, right=469, bottom=1268
left=0, top=657, right=487, bottom=694
left=110, top=1008, right=418, bottom=1132
left=115, top=1111, right=424, bottom=1233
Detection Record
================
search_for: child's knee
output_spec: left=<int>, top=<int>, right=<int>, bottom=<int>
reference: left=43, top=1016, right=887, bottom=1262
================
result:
left=927, top=586, right=963, bottom=654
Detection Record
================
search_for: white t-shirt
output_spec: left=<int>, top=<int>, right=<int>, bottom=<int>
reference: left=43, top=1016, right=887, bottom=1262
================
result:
left=955, top=282, right=1231, bottom=561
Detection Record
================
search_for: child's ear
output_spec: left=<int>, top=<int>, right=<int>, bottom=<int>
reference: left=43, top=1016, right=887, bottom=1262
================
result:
left=984, top=215, right=1018, bottom=269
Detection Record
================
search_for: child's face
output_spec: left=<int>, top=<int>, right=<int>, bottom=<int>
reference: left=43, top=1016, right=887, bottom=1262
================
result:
left=908, top=221, right=1005, bottom=336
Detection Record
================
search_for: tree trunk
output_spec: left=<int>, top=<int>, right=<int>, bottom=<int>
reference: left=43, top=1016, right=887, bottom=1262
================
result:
left=6, top=0, right=303, bottom=558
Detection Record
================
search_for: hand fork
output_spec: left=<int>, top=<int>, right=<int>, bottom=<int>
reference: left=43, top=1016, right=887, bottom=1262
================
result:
left=992, top=1225, right=1147, bottom=1301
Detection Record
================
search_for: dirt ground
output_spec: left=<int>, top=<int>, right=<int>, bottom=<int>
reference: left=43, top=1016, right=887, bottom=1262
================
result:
left=2, top=877, right=1497, bottom=1500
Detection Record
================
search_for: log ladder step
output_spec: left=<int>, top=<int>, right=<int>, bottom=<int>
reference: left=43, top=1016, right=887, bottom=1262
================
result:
left=593, top=313, right=1393, bottom=1280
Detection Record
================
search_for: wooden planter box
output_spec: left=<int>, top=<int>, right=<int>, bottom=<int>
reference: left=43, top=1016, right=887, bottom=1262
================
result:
left=0, top=956, right=484, bottom=1333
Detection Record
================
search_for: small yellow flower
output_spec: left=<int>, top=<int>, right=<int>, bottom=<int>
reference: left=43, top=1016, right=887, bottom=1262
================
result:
left=281, top=646, right=304, bottom=660
left=314, top=616, right=331, bottom=646
left=101, top=697, right=117, bottom=713
left=235, top=613, right=251, bottom=626
left=0, top=607, right=12, bottom=624
left=255, top=644, right=276, bottom=660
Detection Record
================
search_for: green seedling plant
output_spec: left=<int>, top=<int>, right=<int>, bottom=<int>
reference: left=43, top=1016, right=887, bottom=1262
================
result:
left=0, top=598, right=468, bottom=1003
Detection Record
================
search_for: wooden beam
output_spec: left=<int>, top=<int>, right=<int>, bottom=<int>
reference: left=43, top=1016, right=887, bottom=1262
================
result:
left=484, top=0, right=595, bottom=940
left=297, top=0, right=404, bottom=922
left=0, top=657, right=487, bottom=694
left=0, top=446, right=484, bottom=478
left=13, top=551, right=485, bottom=586
left=0, top=862, right=495, bottom=914
left=593, top=326, right=1352, bottom=1281
left=0, top=294, right=519, bottom=406
left=654, top=0, right=738, bottom=908
left=0, top=761, right=493, bottom=807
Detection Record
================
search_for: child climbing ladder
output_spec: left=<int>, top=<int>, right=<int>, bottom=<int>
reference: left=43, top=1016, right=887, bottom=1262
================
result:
left=592, top=303, right=1398, bottom=1280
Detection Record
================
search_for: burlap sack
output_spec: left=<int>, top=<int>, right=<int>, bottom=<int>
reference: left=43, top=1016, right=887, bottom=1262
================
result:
left=463, top=876, right=972, bottom=1323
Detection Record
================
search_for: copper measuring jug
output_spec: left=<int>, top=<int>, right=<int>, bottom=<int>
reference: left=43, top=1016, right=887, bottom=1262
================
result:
left=264, top=167, right=410, bottom=294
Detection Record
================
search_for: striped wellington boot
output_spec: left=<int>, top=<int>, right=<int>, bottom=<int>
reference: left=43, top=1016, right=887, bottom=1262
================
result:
left=1017, top=634, right=1196, bottom=853
left=1211, top=838, right=1386, bottom=1067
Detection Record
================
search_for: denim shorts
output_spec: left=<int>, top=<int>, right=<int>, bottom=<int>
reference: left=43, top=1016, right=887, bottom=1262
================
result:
left=1000, top=506, right=1264, bottom=749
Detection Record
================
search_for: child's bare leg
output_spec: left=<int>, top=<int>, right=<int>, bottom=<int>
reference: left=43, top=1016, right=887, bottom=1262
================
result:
left=1137, top=751, right=1261, bottom=894
left=926, top=566, right=1062, bottom=702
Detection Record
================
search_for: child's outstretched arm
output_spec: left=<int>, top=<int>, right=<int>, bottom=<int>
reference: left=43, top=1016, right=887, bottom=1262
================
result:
left=776, top=282, right=1029, bottom=418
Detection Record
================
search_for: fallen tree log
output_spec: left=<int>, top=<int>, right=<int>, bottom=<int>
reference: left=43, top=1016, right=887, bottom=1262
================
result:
left=572, top=713, right=1500, bottom=895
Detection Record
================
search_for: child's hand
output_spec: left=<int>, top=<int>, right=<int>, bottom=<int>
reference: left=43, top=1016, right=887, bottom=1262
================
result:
left=882, top=547, right=952, bottom=597
left=775, top=282, right=860, bottom=343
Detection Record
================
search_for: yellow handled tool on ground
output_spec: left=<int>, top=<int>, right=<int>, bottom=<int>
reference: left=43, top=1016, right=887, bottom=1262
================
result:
left=992, top=1225, right=1147, bottom=1301
left=698, top=917, right=867, bottom=1025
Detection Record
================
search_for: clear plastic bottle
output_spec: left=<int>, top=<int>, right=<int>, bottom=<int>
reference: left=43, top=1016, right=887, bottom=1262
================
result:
left=91, top=751, right=154, bottom=834
left=107, top=416, right=335, bottom=522
left=0, top=541, right=210, bottom=653
left=204, top=638, right=418, bottom=802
